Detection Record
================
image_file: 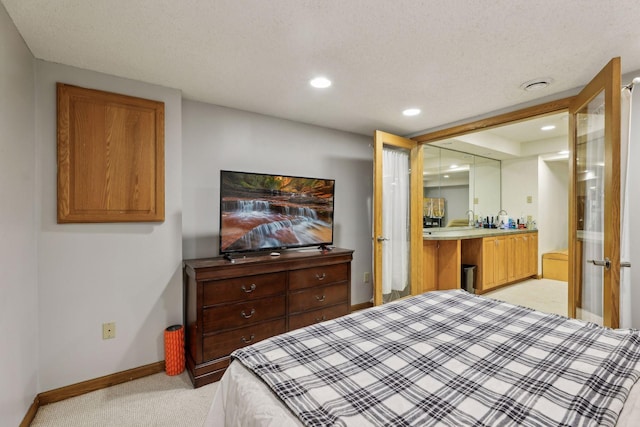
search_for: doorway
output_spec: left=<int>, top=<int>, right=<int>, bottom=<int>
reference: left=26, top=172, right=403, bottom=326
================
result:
left=423, top=112, right=570, bottom=314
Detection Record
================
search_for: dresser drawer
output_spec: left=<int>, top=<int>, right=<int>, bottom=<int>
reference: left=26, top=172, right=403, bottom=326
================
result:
left=203, top=295, right=285, bottom=332
left=289, top=263, right=348, bottom=290
left=203, top=272, right=286, bottom=305
left=289, top=303, right=349, bottom=331
left=203, top=319, right=286, bottom=361
left=289, top=282, right=348, bottom=313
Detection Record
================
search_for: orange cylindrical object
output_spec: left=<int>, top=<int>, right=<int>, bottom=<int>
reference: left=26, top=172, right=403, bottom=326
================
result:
left=164, top=325, right=185, bottom=376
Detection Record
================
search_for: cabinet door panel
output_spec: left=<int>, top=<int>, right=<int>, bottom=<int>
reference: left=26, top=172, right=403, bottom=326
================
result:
left=507, top=235, right=516, bottom=282
left=528, top=233, right=538, bottom=277
left=422, top=241, right=438, bottom=292
left=495, top=237, right=507, bottom=285
left=482, top=238, right=496, bottom=290
left=514, top=235, right=526, bottom=279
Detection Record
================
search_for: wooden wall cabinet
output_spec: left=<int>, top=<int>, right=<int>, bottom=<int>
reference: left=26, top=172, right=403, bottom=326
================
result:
left=183, top=248, right=353, bottom=387
left=57, top=83, right=165, bottom=223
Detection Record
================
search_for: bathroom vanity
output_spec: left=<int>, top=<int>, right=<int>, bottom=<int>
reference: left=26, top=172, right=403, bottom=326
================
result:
left=423, top=228, right=538, bottom=294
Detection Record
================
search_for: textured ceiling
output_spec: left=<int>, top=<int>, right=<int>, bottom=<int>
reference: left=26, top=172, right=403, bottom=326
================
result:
left=3, top=0, right=640, bottom=138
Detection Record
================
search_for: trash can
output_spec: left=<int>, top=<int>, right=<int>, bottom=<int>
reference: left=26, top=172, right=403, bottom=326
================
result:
left=164, top=325, right=185, bottom=376
left=461, top=264, right=476, bottom=294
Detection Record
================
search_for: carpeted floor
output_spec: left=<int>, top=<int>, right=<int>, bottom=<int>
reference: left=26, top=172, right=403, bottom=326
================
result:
left=482, top=277, right=568, bottom=317
left=31, top=370, right=218, bottom=427
left=31, top=279, right=567, bottom=426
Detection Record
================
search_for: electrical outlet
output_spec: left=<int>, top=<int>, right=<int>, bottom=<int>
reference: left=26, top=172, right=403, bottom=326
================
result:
left=363, top=272, right=370, bottom=283
left=102, top=322, right=116, bottom=340
left=474, top=197, right=479, bottom=204
left=527, top=195, right=533, bottom=203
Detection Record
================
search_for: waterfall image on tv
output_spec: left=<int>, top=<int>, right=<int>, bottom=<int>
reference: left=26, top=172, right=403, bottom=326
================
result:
left=219, top=171, right=335, bottom=253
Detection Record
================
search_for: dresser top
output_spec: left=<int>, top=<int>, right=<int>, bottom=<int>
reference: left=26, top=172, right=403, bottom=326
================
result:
left=184, top=247, right=354, bottom=277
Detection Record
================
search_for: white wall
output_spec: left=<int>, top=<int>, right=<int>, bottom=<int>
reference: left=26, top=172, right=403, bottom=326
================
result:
left=501, top=157, right=540, bottom=272
left=500, top=156, right=539, bottom=223
left=0, top=4, right=38, bottom=424
left=34, top=61, right=183, bottom=391
left=502, top=156, right=568, bottom=275
left=182, top=100, right=374, bottom=305
left=473, top=160, right=501, bottom=221
left=537, top=159, right=569, bottom=258
left=628, top=77, right=640, bottom=329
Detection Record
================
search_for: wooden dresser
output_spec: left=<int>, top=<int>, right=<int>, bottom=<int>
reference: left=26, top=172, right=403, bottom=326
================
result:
left=183, top=248, right=353, bottom=387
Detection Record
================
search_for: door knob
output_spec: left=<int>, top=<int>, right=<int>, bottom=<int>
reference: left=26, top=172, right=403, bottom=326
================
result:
left=376, top=236, right=389, bottom=242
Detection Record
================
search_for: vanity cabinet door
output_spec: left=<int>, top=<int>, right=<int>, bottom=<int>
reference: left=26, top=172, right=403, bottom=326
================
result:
left=482, top=238, right=497, bottom=290
left=494, top=237, right=507, bottom=286
left=527, top=233, right=538, bottom=277
left=506, top=235, right=517, bottom=282
left=422, top=240, right=438, bottom=292
left=514, top=235, right=528, bottom=279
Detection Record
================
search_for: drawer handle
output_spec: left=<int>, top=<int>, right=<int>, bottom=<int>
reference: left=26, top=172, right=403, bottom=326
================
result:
left=241, top=283, right=257, bottom=293
left=315, top=273, right=326, bottom=281
left=316, top=315, right=326, bottom=322
left=241, top=308, right=256, bottom=319
left=241, top=334, right=255, bottom=344
left=315, top=295, right=326, bottom=302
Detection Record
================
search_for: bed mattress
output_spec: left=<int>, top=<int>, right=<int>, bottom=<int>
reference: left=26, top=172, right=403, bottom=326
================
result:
left=204, top=290, right=640, bottom=426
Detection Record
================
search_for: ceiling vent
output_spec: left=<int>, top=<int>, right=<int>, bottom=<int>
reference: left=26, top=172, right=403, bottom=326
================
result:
left=520, top=78, right=553, bottom=91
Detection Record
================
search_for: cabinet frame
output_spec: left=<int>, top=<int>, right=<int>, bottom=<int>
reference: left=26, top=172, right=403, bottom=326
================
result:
left=57, top=83, right=165, bottom=223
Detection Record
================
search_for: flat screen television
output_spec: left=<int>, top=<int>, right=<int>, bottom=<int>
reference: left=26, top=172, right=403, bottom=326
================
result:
left=219, top=170, right=335, bottom=254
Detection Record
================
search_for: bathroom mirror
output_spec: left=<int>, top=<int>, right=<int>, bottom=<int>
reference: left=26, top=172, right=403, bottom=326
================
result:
left=422, top=145, right=500, bottom=228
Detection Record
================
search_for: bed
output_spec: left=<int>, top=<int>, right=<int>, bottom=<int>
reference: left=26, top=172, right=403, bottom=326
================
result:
left=204, top=290, right=640, bottom=426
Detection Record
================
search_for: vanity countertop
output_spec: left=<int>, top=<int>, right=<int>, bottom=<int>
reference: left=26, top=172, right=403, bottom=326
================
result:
left=423, top=227, right=537, bottom=241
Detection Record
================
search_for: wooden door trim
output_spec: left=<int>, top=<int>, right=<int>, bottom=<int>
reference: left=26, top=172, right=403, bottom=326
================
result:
left=373, top=131, right=423, bottom=305
left=568, top=57, right=621, bottom=328
left=411, top=97, right=575, bottom=143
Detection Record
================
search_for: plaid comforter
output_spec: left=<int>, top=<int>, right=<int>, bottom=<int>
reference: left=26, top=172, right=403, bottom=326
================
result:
left=232, top=290, right=640, bottom=426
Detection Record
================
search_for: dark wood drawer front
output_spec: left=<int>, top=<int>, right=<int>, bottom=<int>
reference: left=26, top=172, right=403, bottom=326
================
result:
left=203, top=295, right=285, bottom=332
left=203, top=272, right=286, bottom=306
left=289, top=303, right=350, bottom=331
left=289, top=263, right=348, bottom=290
left=289, top=282, right=348, bottom=313
left=203, top=319, right=286, bottom=361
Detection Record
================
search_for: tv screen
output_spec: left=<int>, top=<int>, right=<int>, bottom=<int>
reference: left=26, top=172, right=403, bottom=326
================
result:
left=219, top=170, right=335, bottom=254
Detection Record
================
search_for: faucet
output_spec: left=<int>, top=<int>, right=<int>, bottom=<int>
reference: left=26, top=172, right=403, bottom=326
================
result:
left=465, top=209, right=475, bottom=226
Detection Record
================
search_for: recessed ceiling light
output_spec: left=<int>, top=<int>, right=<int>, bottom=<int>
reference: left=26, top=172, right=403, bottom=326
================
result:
left=310, top=77, right=332, bottom=88
left=443, top=175, right=450, bottom=178
left=450, top=164, right=458, bottom=169
left=520, top=78, right=553, bottom=91
left=402, top=108, right=421, bottom=116
left=541, top=125, right=556, bottom=131
left=558, top=150, right=569, bottom=155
